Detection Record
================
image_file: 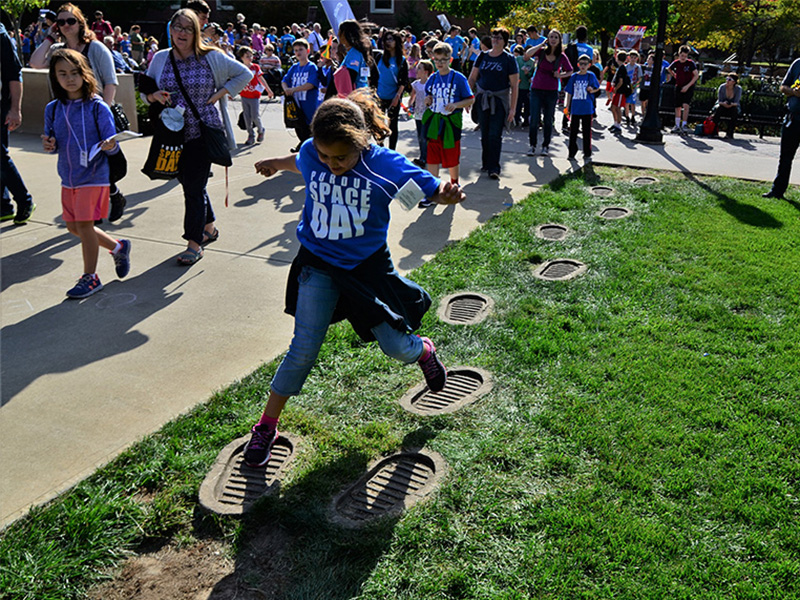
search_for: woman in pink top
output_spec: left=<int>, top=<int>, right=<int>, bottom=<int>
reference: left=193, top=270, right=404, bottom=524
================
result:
left=525, top=28, right=572, bottom=156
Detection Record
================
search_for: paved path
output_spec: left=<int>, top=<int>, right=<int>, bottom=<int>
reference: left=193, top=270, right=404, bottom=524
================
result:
left=0, top=100, right=794, bottom=530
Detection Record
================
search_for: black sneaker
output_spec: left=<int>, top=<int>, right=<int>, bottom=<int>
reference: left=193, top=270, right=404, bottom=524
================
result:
left=0, top=205, right=14, bottom=222
left=108, top=191, right=126, bottom=222
left=13, top=201, right=35, bottom=225
left=243, top=424, right=279, bottom=467
left=112, top=239, right=131, bottom=278
left=762, top=191, right=785, bottom=200
left=418, top=336, right=447, bottom=392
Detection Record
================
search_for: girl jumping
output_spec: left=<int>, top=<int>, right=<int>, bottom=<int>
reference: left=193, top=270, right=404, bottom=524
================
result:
left=245, top=90, right=465, bottom=467
left=42, top=48, right=131, bottom=299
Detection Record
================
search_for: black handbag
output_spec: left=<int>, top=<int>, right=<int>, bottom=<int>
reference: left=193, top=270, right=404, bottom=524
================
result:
left=237, top=110, right=246, bottom=130
left=110, top=103, right=130, bottom=133
left=170, top=51, right=232, bottom=167
left=283, top=96, right=302, bottom=128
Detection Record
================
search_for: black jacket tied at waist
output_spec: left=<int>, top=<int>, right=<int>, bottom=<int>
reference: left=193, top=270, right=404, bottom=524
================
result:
left=285, top=244, right=431, bottom=342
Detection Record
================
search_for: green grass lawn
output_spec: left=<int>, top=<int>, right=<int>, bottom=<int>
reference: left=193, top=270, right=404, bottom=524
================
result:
left=1, top=166, right=799, bottom=600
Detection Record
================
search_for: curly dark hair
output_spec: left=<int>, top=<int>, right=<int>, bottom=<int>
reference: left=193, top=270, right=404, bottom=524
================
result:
left=311, top=89, right=390, bottom=150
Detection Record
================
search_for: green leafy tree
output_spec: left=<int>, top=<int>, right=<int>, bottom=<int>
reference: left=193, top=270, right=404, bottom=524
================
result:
left=2, top=0, right=49, bottom=63
left=426, top=0, right=532, bottom=26
left=579, top=0, right=658, bottom=61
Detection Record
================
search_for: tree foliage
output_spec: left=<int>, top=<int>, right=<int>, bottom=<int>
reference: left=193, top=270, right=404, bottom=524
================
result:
left=426, top=0, right=532, bottom=26
left=2, top=0, right=49, bottom=62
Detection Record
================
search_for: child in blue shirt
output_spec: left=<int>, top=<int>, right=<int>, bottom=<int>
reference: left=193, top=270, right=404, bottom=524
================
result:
left=42, top=49, right=131, bottom=298
left=421, top=41, right=473, bottom=204
left=282, top=39, right=321, bottom=150
left=564, top=54, right=600, bottom=160
left=246, top=91, right=465, bottom=467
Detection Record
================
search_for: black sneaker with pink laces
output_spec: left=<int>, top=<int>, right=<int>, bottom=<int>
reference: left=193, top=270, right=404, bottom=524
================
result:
left=418, top=337, right=447, bottom=392
left=243, top=424, right=279, bottom=467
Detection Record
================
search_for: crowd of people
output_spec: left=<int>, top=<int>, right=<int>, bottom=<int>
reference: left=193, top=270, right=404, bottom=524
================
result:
left=2, top=0, right=799, bottom=468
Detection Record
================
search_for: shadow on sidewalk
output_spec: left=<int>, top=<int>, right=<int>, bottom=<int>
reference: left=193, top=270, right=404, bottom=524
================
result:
left=0, top=230, right=77, bottom=292
left=1, top=258, right=186, bottom=405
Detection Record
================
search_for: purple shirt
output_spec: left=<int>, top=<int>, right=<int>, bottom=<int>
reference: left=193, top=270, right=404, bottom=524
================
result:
left=530, top=48, right=572, bottom=91
left=159, top=53, right=222, bottom=140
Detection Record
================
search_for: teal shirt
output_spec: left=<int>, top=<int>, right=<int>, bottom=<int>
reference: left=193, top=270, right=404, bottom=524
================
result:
left=516, top=56, right=534, bottom=90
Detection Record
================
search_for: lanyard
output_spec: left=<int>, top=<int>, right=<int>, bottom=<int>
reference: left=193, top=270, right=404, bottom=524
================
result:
left=63, top=101, right=88, bottom=156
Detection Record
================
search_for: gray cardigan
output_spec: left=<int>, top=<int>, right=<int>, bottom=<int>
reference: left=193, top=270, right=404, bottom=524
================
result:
left=144, top=48, right=251, bottom=149
left=717, top=83, right=742, bottom=106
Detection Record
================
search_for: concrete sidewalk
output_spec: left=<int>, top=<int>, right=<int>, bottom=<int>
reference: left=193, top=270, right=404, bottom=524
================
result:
left=0, top=100, right=794, bottom=530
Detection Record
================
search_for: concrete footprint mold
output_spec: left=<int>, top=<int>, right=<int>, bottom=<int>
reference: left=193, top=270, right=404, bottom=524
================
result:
left=598, top=206, right=633, bottom=220
left=590, top=186, right=615, bottom=197
left=437, top=292, right=494, bottom=325
left=330, top=449, right=447, bottom=527
left=632, top=176, right=658, bottom=185
left=400, top=367, right=493, bottom=416
left=532, top=259, right=587, bottom=281
left=535, top=223, right=571, bottom=241
left=199, top=433, right=299, bottom=515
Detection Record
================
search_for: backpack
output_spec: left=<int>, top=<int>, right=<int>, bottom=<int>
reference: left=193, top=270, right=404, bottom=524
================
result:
left=703, top=117, right=717, bottom=136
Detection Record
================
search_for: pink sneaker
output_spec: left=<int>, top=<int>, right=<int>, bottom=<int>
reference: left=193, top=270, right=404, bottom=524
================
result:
left=418, top=337, right=447, bottom=392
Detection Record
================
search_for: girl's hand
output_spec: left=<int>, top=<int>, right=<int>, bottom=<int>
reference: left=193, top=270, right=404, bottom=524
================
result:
left=100, top=137, right=118, bottom=151
left=255, top=158, right=279, bottom=178
left=435, top=181, right=466, bottom=205
left=41, top=134, right=56, bottom=152
left=391, top=96, right=401, bottom=108
left=587, top=86, right=598, bottom=94
left=149, top=90, right=170, bottom=105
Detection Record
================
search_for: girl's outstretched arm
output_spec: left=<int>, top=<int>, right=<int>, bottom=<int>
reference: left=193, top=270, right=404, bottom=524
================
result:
left=255, top=154, right=300, bottom=178
left=431, top=181, right=466, bottom=205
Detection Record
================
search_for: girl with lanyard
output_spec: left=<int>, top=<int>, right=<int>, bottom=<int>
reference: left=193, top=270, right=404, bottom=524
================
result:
left=525, top=28, right=573, bottom=157
left=338, top=20, right=373, bottom=90
left=244, top=92, right=465, bottom=467
left=375, top=29, right=409, bottom=150
left=42, top=49, right=131, bottom=299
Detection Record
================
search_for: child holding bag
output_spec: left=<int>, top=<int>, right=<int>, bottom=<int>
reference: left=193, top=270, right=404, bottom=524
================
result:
left=42, top=48, right=131, bottom=299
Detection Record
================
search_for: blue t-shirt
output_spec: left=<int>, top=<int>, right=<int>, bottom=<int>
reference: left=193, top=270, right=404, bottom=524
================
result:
left=474, top=50, right=519, bottom=92
left=424, top=69, right=473, bottom=140
left=564, top=72, right=600, bottom=115
left=469, top=37, right=481, bottom=59
left=376, top=56, right=401, bottom=100
left=446, top=35, right=465, bottom=58
left=782, top=57, right=800, bottom=114
left=526, top=36, right=547, bottom=48
left=575, top=42, right=593, bottom=62
left=283, top=62, right=321, bottom=125
left=344, top=47, right=370, bottom=88
left=280, top=33, right=295, bottom=54
left=295, top=140, right=440, bottom=269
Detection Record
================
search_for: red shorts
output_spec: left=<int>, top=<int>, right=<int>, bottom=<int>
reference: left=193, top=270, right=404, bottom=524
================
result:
left=611, top=92, right=627, bottom=108
left=61, top=186, right=110, bottom=222
left=426, top=139, right=461, bottom=169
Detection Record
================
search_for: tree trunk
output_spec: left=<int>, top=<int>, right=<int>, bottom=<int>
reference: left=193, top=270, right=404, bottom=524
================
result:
left=600, top=30, right=610, bottom=64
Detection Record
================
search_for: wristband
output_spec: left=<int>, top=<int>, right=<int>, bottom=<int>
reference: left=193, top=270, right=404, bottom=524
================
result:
left=46, top=35, right=56, bottom=43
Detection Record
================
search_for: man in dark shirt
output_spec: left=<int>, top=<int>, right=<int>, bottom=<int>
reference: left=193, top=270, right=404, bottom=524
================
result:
left=763, top=57, right=800, bottom=200
left=0, top=23, right=35, bottom=224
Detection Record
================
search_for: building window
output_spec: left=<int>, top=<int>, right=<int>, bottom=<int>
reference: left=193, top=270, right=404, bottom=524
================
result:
left=371, top=0, right=394, bottom=14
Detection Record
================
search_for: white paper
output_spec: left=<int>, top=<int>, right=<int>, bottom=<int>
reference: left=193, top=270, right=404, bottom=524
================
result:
left=89, top=130, right=143, bottom=161
left=394, top=178, right=426, bottom=211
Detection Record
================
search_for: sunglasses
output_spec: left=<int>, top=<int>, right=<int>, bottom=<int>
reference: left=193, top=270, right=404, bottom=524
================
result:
left=57, top=17, right=78, bottom=27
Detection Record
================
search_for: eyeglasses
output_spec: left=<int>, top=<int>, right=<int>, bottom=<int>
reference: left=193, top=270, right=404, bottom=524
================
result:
left=491, top=34, right=503, bottom=39
left=171, top=23, right=195, bottom=34
left=57, top=17, right=78, bottom=27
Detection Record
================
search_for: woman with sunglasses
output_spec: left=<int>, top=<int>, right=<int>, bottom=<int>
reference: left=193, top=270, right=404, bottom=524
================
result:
left=711, top=73, right=742, bottom=139
left=142, top=9, right=250, bottom=265
left=31, top=4, right=117, bottom=108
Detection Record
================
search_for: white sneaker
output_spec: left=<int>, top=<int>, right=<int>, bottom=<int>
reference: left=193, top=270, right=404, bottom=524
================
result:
left=526, top=145, right=536, bottom=156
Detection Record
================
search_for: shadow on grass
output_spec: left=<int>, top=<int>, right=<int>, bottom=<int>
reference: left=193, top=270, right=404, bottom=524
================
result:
left=682, top=172, right=783, bottom=229
left=203, top=451, right=399, bottom=599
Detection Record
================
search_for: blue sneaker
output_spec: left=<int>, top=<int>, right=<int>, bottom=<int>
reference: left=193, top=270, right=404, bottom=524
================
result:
left=66, top=274, right=103, bottom=299
left=112, top=239, right=131, bottom=278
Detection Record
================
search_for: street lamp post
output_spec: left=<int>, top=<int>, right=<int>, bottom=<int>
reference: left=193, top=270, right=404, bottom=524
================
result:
left=636, top=0, right=669, bottom=145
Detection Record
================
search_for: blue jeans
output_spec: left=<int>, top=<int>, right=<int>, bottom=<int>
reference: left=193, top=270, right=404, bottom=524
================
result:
left=478, top=101, right=507, bottom=175
left=271, top=265, right=424, bottom=396
left=1, top=117, right=32, bottom=211
left=415, top=119, right=427, bottom=163
left=529, top=88, right=558, bottom=148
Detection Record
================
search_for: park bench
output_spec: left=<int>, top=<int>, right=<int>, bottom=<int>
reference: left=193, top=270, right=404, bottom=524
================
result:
left=658, top=83, right=785, bottom=138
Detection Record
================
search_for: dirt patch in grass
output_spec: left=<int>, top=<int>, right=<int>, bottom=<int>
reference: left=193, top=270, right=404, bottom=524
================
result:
left=88, top=527, right=293, bottom=600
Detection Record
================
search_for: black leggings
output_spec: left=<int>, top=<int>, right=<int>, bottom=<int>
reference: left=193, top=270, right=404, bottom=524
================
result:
left=379, top=97, right=401, bottom=150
